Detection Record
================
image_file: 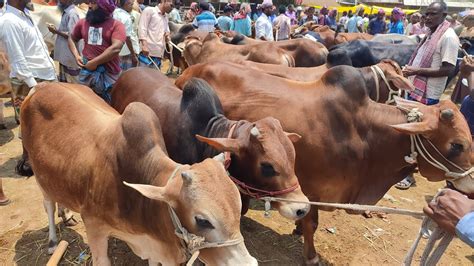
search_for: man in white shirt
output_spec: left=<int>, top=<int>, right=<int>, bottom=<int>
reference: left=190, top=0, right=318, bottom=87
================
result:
left=255, top=2, right=274, bottom=41
left=397, top=1, right=459, bottom=190
left=114, top=0, right=138, bottom=70
left=0, top=0, right=57, bottom=123
left=273, top=5, right=290, bottom=41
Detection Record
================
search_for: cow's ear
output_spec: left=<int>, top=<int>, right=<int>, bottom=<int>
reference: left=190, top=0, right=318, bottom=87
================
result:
left=196, top=135, right=240, bottom=154
left=388, top=75, right=415, bottom=92
left=285, top=132, right=302, bottom=143
left=389, top=121, right=436, bottom=135
left=123, top=182, right=168, bottom=202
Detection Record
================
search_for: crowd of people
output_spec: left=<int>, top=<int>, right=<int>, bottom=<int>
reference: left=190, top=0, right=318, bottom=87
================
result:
left=0, top=0, right=473, bottom=249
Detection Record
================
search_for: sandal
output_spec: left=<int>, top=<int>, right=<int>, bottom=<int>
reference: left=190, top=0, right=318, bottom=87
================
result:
left=0, top=198, right=11, bottom=206
left=395, top=176, right=416, bottom=190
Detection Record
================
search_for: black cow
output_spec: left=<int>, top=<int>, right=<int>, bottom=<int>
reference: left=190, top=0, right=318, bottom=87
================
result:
left=327, top=40, right=416, bottom=68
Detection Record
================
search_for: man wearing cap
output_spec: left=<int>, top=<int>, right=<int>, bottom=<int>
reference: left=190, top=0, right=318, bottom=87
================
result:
left=389, top=7, right=404, bottom=34
left=68, top=0, right=126, bottom=102
left=192, top=1, right=218, bottom=32
left=217, top=5, right=233, bottom=32
left=368, top=9, right=386, bottom=35
left=255, top=2, right=274, bottom=41
left=138, top=0, right=173, bottom=70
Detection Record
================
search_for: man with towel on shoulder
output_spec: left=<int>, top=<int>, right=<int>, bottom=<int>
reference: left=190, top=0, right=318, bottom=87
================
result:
left=68, top=0, right=126, bottom=103
left=397, top=1, right=460, bottom=189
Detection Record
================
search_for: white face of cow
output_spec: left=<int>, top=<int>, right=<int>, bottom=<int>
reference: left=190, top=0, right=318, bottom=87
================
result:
left=125, top=156, right=257, bottom=265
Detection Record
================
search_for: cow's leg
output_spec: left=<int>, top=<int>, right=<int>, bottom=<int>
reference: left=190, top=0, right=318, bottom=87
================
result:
left=0, top=100, right=6, bottom=130
left=82, top=216, right=111, bottom=266
left=58, top=205, right=78, bottom=226
left=302, top=206, right=320, bottom=265
left=43, top=198, right=59, bottom=254
left=240, top=194, right=251, bottom=215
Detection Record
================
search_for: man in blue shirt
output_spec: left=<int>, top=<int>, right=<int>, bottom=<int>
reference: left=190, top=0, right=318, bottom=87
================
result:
left=346, top=6, right=364, bottom=33
left=424, top=189, right=474, bottom=247
left=368, top=9, right=386, bottom=35
left=388, top=7, right=404, bottom=34
left=217, top=5, right=233, bottom=31
left=192, top=1, right=218, bottom=32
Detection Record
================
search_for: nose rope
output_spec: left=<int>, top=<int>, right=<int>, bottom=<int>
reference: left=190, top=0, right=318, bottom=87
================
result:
left=402, top=108, right=474, bottom=181
left=223, top=123, right=301, bottom=199
left=370, top=65, right=402, bottom=104
left=166, top=166, right=244, bottom=266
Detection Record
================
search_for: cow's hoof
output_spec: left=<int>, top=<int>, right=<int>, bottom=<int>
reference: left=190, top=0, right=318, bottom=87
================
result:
left=0, top=124, right=6, bottom=130
left=62, top=215, right=78, bottom=227
left=292, top=228, right=303, bottom=236
left=305, top=255, right=320, bottom=265
left=15, top=158, right=34, bottom=177
left=47, top=240, right=58, bottom=255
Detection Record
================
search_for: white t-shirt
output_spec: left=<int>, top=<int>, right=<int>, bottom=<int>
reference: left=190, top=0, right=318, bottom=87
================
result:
left=409, top=27, right=459, bottom=100
left=113, top=8, right=133, bottom=56
left=256, top=13, right=274, bottom=41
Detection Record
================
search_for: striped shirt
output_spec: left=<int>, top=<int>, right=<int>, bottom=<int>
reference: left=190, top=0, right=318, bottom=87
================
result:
left=192, top=11, right=217, bottom=32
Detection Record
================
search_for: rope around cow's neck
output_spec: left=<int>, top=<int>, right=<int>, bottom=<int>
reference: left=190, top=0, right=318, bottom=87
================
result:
left=166, top=166, right=244, bottom=266
left=370, top=65, right=402, bottom=104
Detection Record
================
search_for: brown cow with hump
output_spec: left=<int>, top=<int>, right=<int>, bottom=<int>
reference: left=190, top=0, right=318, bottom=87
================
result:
left=21, top=83, right=257, bottom=265
left=176, top=63, right=474, bottom=264
left=111, top=68, right=310, bottom=220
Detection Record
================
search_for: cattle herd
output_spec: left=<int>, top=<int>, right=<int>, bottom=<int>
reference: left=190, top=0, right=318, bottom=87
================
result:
left=1, top=5, right=473, bottom=266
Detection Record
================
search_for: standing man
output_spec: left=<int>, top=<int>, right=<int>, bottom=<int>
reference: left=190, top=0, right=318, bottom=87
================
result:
left=388, top=7, right=404, bottom=34
left=397, top=1, right=459, bottom=189
left=231, top=3, right=251, bottom=37
left=114, top=0, right=138, bottom=70
left=138, top=0, right=172, bottom=70
left=273, top=5, right=290, bottom=41
left=285, top=4, right=297, bottom=26
left=0, top=0, right=57, bottom=121
left=368, top=9, right=386, bottom=35
left=338, top=10, right=349, bottom=32
left=217, top=5, right=233, bottom=32
left=168, top=0, right=182, bottom=23
left=48, top=0, right=81, bottom=83
left=192, top=1, right=218, bottom=32
left=346, top=6, right=364, bottom=33
left=68, top=0, right=126, bottom=103
left=255, top=2, right=274, bottom=41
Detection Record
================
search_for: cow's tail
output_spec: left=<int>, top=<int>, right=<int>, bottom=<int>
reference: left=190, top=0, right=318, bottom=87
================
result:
left=282, top=53, right=296, bottom=67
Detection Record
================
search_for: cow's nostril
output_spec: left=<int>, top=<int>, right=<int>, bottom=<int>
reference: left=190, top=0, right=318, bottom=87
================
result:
left=296, top=209, right=306, bottom=217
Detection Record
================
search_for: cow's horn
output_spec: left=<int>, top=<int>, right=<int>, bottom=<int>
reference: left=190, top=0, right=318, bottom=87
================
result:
left=250, top=127, right=261, bottom=137
left=181, top=171, right=193, bottom=185
left=440, top=109, right=454, bottom=121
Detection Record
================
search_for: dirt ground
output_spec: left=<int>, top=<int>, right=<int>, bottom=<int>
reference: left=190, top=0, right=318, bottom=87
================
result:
left=0, top=67, right=473, bottom=265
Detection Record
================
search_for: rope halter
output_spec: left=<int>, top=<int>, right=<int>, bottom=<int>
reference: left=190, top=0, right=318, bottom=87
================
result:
left=223, top=123, right=300, bottom=199
left=402, top=108, right=474, bottom=181
left=166, top=166, right=244, bottom=266
left=370, top=65, right=402, bottom=104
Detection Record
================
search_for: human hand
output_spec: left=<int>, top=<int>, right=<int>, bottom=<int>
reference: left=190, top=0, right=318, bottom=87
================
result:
left=75, top=56, right=85, bottom=68
left=423, top=189, right=474, bottom=234
left=47, top=23, right=57, bottom=34
left=84, top=60, right=98, bottom=71
left=402, top=66, right=419, bottom=77
left=141, top=46, right=150, bottom=57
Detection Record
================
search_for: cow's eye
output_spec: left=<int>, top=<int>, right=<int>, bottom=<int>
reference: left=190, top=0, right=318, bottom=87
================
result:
left=448, top=143, right=464, bottom=158
left=195, top=216, right=214, bottom=230
left=261, top=163, right=278, bottom=177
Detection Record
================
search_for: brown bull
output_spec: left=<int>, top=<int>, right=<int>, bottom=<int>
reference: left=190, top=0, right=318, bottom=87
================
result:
left=221, top=34, right=328, bottom=67
left=21, top=83, right=257, bottom=265
left=176, top=60, right=414, bottom=105
left=0, top=47, right=11, bottom=129
left=183, top=33, right=295, bottom=66
left=176, top=63, right=474, bottom=264
left=111, top=68, right=310, bottom=220
left=309, top=25, right=373, bottom=48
